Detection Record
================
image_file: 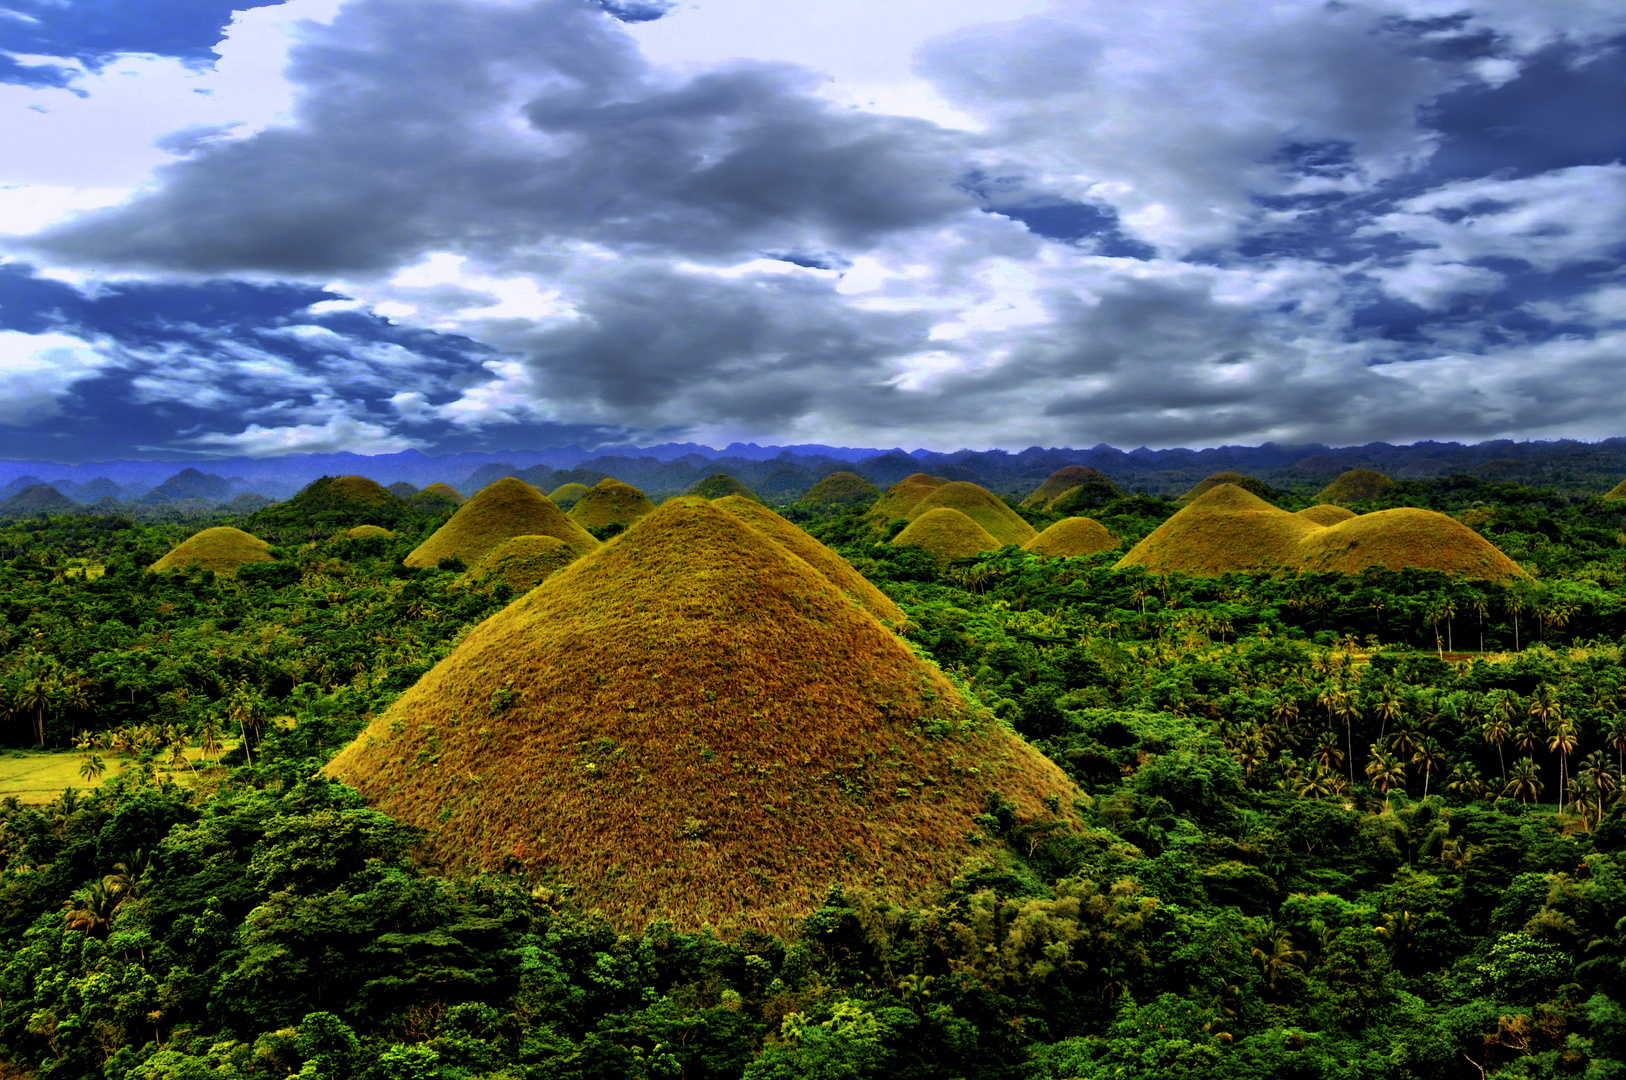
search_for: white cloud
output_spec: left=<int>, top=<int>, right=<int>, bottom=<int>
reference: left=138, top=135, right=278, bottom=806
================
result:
left=188, top=410, right=415, bottom=455
left=0, top=329, right=115, bottom=424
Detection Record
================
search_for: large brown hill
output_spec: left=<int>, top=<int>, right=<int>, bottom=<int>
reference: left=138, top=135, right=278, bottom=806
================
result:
left=567, top=478, right=655, bottom=531
left=891, top=507, right=1002, bottom=560
left=150, top=526, right=273, bottom=575
left=1293, top=509, right=1526, bottom=579
left=910, top=482, right=1036, bottom=546
left=1022, top=466, right=1121, bottom=510
left=1117, top=484, right=1319, bottom=574
left=405, top=478, right=596, bottom=568
left=869, top=473, right=947, bottom=522
left=326, top=498, right=1074, bottom=935
left=1175, top=472, right=1275, bottom=507
left=1024, top=517, right=1117, bottom=557
left=1316, top=469, right=1396, bottom=505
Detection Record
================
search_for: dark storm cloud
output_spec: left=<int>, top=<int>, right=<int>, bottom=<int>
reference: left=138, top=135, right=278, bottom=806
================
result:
left=27, top=0, right=970, bottom=276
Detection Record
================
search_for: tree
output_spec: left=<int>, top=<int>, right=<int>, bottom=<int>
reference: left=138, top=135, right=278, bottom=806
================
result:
left=1411, top=737, right=1448, bottom=800
left=1576, top=751, right=1618, bottom=830
left=78, top=753, right=106, bottom=785
left=1367, top=747, right=1406, bottom=808
left=1504, top=758, right=1544, bottom=806
left=1249, top=925, right=1306, bottom=994
left=1481, top=712, right=1513, bottom=783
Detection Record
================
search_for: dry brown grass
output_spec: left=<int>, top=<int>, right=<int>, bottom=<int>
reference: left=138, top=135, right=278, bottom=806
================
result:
left=548, top=482, right=591, bottom=509
left=892, top=508, right=1003, bottom=560
left=149, top=526, right=273, bottom=575
left=422, top=482, right=464, bottom=503
left=869, top=472, right=947, bottom=522
left=712, top=495, right=905, bottom=627
left=466, top=535, right=579, bottom=592
left=323, top=475, right=395, bottom=505
left=405, top=478, right=598, bottom=568
left=326, top=497, right=1075, bottom=936
left=909, top=482, right=1036, bottom=546
left=1024, top=517, right=1118, bottom=557
left=1316, top=469, right=1395, bottom=505
left=1602, top=478, right=1626, bottom=502
left=1175, top=472, right=1274, bottom=507
left=1116, top=484, right=1319, bottom=574
left=1293, top=508, right=1526, bottom=579
left=567, top=478, right=655, bottom=530
left=1295, top=505, right=1357, bottom=526
left=345, top=524, right=396, bottom=539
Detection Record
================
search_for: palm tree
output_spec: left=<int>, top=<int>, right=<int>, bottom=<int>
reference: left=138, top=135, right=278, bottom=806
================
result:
left=1319, top=685, right=1356, bottom=783
left=1504, top=757, right=1544, bottom=806
left=1311, top=731, right=1345, bottom=775
left=1506, top=589, right=1528, bottom=650
left=1249, top=926, right=1306, bottom=993
left=16, top=675, right=53, bottom=747
left=77, top=754, right=106, bottom=785
left=1445, top=763, right=1485, bottom=801
left=1372, top=687, right=1403, bottom=740
left=1411, top=737, right=1448, bottom=800
left=1577, top=751, right=1619, bottom=829
left=1481, top=713, right=1513, bottom=782
left=198, top=717, right=223, bottom=763
left=1367, top=747, right=1407, bottom=809
left=1295, top=764, right=1340, bottom=800
left=1605, top=713, right=1626, bottom=777
left=1469, top=592, right=1489, bottom=652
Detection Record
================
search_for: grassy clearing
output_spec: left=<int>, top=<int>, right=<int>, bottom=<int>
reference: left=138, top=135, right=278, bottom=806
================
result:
left=1024, top=516, right=1118, bottom=557
left=327, top=497, right=1075, bottom=937
left=910, top=482, right=1036, bottom=546
left=1316, top=468, right=1395, bottom=504
left=0, top=743, right=238, bottom=804
left=149, top=526, right=274, bottom=575
left=405, top=478, right=597, bottom=568
left=892, top=507, right=1003, bottom=560
left=1295, top=504, right=1357, bottom=526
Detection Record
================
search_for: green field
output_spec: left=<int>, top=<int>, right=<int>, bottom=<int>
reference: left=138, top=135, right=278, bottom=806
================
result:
left=0, top=743, right=235, bottom=804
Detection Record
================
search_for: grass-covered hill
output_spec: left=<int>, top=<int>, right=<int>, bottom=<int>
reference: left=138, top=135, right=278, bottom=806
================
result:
left=246, top=474, right=414, bottom=537
left=546, top=482, right=591, bottom=509
left=1295, top=504, right=1357, bottom=526
left=1175, top=471, right=1276, bottom=506
left=869, top=472, right=947, bottom=522
left=910, top=481, right=1037, bottom=547
left=797, top=470, right=879, bottom=511
left=0, top=484, right=75, bottom=517
left=344, top=524, right=394, bottom=539
left=1022, top=465, right=1122, bottom=511
left=1295, top=507, right=1528, bottom=579
left=326, top=497, right=1075, bottom=935
left=1024, top=516, right=1118, bottom=557
left=421, top=482, right=463, bottom=503
left=405, top=478, right=596, bottom=569
left=1118, top=483, right=1319, bottom=574
left=1317, top=468, right=1396, bottom=504
left=465, top=534, right=578, bottom=593
left=688, top=473, right=759, bottom=501
left=148, top=525, right=273, bottom=575
left=566, top=478, right=655, bottom=533
left=891, top=506, right=1003, bottom=560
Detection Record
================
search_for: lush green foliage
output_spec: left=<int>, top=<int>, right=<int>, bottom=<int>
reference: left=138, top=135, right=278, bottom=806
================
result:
left=6, top=475, right=1626, bottom=1078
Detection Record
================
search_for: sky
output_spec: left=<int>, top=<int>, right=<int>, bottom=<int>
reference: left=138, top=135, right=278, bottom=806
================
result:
left=0, top=0, right=1623, bottom=460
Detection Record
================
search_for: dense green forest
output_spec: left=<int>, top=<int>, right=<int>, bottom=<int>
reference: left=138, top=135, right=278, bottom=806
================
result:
left=6, top=475, right=1626, bottom=1079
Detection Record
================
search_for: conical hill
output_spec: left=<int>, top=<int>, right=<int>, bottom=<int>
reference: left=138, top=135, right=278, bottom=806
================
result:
left=1316, top=469, right=1395, bottom=505
left=422, top=482, right=464, bottom=503
left=1023, top=466, right=1121, bottom=510
left=1116, top=484, right=1319, bottom=575
left=547, top=483, right=591, bottom=509
left=1295, top=505, right=1356, bottom=527
left=1293, top=509, right=1526, bottom=579
left=909, top=482, right=1036, bottom=546
left=712, top=495, right=904, bottom=627
left=689, top=474, right=759, bottom=501
left=798, top=471, right=879, bottom=511
left=892, top=508, right=1002, bottom=560
left=466, top=535, right=578, bottom=593
left=150, top=526, right=273, bottom=575
left=325, top=498, right=1075, bottom=935
left=405, top=478, right=597, bottom=568
left=248, top=474, right=409, bottom=531
left=345, top=524, right=395, bottom=539
left=869, top=472, right=946, bottom=522
left=1176, top=472, right=1274, bottom=507
left=568, top=478, right=655, bottom=531
left=1024, top=517, right=1117, bottom=557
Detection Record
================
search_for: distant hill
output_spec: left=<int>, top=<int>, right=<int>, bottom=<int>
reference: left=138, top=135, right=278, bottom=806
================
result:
left=142, top=468, right=234, bottom=505
left=246, top=475, right=414, bottom=537
left=0, top=484, right=75, bottom=516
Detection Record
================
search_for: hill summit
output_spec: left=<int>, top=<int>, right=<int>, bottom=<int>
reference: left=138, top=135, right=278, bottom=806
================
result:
left=567, top=478, right=655, bottom=531
left=326, top=498, right=1074, bottom=935
left=150, top=526, right=273, bottom=575
left=406, top=479, right=596, bottom=569
left=1317, top=469, right=1396, bottom=505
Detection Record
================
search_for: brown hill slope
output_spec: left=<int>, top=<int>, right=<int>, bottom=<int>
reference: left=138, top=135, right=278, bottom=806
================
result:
left=1316, top=469, right=1395, bottom=505
left=345, top=524, right=395, bottom=539
left=892, top=507, right=1003, bottom=560
left=405, top=478, right=597, bottom=568
left=466, top=535, right=579, bottom=593
left=909, top=482, right=1036, bottom=546
left=150, top=527, right=273, bottom=575
left=869, top=473, right=947, bottom=522
left=568, top=478, right=655, bottom=530
left=1117, top=484, right=1319, bottom=574
left=1022, top=466, right=1121, bottom=509
left=422, top=482, right=464, bottom=503
left=713, top=495, right=905, bottom=627
left=1296, top=505, right=1357, bottom=526
left=1292, top=508, right=1526, bottom=579
left=325, top=498, right=1074, bottom=935
left=1176, top=472, right=1275, bottom=507
left=1024, top=517, right=1118, bottom=557
left=689, top=474, right=759, bottom=501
